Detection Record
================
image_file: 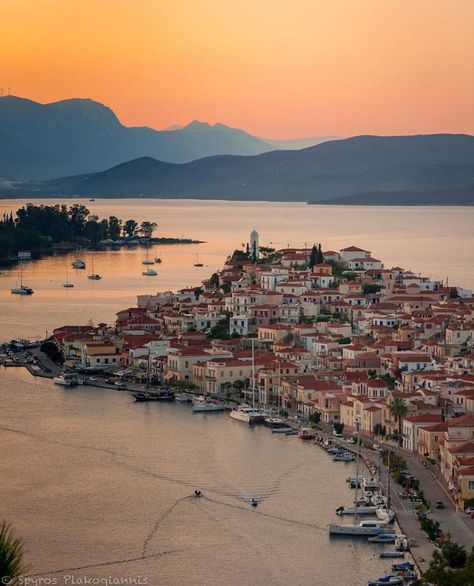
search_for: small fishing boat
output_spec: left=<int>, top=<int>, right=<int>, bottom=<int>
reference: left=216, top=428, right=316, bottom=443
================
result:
left=367, top=575, right=403, bottom=586
left=379, top=552, right=405, bottom=559
left=391, top=562, right=414, bottom=572
left=368, top=533, right=397, bottom=543
left=272, top=427, right=292, bottom=434
left=154, top=257, right=162, bottom=263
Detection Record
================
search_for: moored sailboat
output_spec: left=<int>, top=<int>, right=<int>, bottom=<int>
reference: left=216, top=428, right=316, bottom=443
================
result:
left=11, top=263, right=34, bottom=295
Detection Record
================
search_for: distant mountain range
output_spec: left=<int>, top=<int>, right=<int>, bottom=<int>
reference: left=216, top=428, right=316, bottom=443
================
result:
left=10, top=133, right=473, bottom=205
left=0, top=96, right=275, bottom=179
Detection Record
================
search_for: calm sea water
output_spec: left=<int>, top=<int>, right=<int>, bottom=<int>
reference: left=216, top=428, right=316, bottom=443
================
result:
left=0, top=199, right=473, bottom=341
left=1, top=367, right=392, bottom=585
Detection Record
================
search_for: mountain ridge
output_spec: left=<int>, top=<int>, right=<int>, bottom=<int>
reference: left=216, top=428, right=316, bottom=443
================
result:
left=7, top=133, right=473, bottom=205
left=0, top=95, right=274, bottom=179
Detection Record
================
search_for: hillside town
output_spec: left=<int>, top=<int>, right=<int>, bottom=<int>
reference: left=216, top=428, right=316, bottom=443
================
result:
left=51, top=232, right=474, bottom=509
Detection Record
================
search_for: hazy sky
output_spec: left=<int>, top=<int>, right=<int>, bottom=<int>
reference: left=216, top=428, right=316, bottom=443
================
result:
left=1, top=0, right=473, bottom=138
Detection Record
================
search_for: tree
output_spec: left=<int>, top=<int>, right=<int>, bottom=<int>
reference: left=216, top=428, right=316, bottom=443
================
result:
left=333, top=422, right=345, bottom=434
left=107, top=216, right=122, bottom=240
left=123, top=219, right=139, bottom=238
left=209, top=273, right=220, bottom=289
left=309, top=244, right=318, bottom=269
left=317, top=243, right=324, bottom=264
left=140, top=221, right=157, bottom=238
left=0, top=520, right=25, bottom=585
left=389, top=397, right=409, bottom=446
left=443, top=542, right=468, bottom=569
left=309, top=412, right=321, bottom=425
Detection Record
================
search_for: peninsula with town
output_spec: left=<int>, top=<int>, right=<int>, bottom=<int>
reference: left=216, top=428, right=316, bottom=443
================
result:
left=3, top=231, right=474, bottom=583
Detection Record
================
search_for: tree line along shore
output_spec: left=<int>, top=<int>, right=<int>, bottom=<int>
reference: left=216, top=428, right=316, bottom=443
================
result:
left=0, top=203, right=202, bottom=263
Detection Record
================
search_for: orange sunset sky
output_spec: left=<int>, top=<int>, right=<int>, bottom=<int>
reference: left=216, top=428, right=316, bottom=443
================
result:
left=1, top=0, right=473, bottom=138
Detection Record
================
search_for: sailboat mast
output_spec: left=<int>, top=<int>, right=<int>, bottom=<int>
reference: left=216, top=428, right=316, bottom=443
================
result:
left=354, top=418, right=361, bottom=522
left=251, top=338, right=256, bottom=409
left=387, top=449, right=391, bottom=508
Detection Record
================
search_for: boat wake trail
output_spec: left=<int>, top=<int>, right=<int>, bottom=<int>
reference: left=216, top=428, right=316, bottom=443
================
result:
left=201, top=494, right=327, bottom=533
left=24, top=548, right=177, bottom=577
left=141, top=495, right=192, bottom=556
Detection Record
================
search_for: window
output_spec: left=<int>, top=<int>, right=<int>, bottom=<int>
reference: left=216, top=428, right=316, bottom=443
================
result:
left=468, top=480, right=474, bottom=491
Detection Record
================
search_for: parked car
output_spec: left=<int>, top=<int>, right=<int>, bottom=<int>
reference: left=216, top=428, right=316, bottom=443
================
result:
left=464, top=507, right=474, bottom=515
left=435, top=501, right=445, bottom=509
left=114, top=381, right=126, bottom=388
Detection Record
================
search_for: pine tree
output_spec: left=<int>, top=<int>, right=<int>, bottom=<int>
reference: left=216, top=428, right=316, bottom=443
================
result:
left=309, top=244, right=318, bottom=268
left=317, top=243, right=324, bottom=264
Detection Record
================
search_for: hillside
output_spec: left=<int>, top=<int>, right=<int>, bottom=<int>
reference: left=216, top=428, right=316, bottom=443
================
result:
left=0, top=96, right=273, bottom=179
left=25, top=134, right=474, bottom=205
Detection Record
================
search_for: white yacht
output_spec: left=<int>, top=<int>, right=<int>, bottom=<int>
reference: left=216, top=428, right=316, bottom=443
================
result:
left=328, top=520, right=392, bottom=536
left=229, top=406, right=266, bottom=424
left=336, top=505, right=378, bottom=516
left=229, top=339, right=265, bottom=424
left=53, top=374, right=78, bottom=387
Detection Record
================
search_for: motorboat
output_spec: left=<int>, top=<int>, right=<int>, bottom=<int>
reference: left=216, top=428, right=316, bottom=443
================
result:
left=229, top=405, right=266, bottom=423
left=72, top=259, right=86, bottom=269
left=142, top=268, right=158, bottom=276
left=367, top=575, right=403, bottom=586
left=154, top=258, right=162, bottom=263
left=53, top=374, right=78, bottom=387
left=368, top=533, right=397, bottom=543
left=379, top=552, right=405, bottom=559
left=328, top=520, right=393, bottom=536
left=192, top=396, right=226, bottom=412
left=272, top=427, right=293, bottom=434
left=376, top=506, right=395, bottom=523
left=175, top=392, right=193, bottom=402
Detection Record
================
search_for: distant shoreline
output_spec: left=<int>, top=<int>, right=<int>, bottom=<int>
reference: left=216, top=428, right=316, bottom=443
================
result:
left=0, top=194, right=473, bottom=206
